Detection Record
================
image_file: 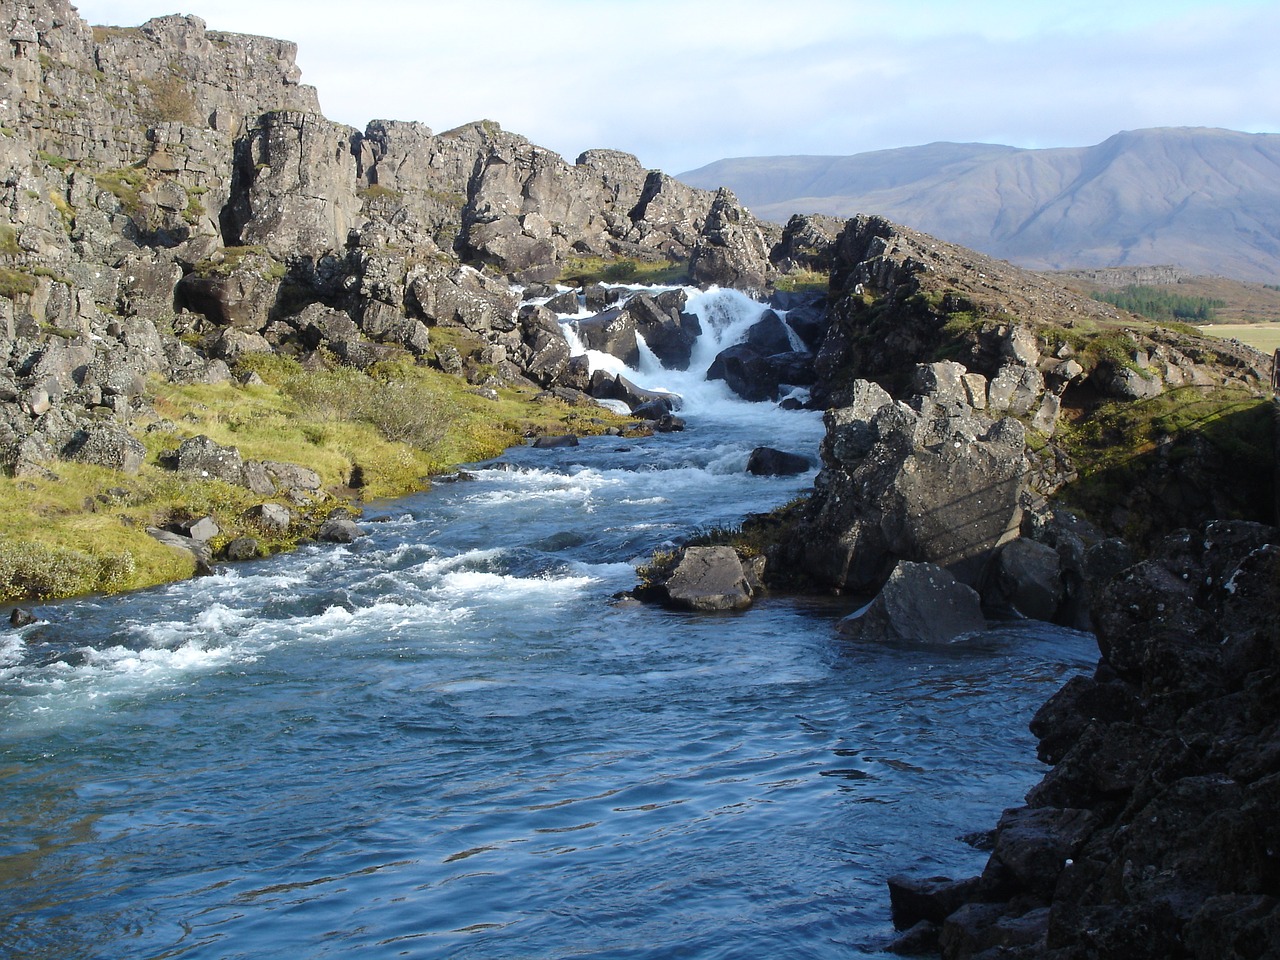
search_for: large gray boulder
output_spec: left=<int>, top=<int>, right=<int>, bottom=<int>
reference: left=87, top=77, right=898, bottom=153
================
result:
left=620, top=292, right=701, bottom=370
left=837, top=561, right=986, bottom=643
left=64, top=421, right=146, bottom=474
left=574, top=307, right=638, bottom=367
left=654, top=545, right=754, bottom=612
left=688, top=188, right=772, bottom=291
left=171, top=434, right=245, bottom=484
left=791, top=381, right=1026, bottom=593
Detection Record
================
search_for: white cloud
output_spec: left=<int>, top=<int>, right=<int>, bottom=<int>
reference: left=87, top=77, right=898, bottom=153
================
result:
left=71, top=0, right=1280, bottom=173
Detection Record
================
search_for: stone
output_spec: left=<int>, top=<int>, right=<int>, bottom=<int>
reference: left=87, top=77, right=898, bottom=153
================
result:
left=656, top=545, right=754, bottom=612
left=263, top=460, right=323, bottom=493
left=223, top=537, right=260, bottom=561
left=171, top=435, right=244, bottom=484
left=982, top=538, right=1064, bottom=621
left=620, top=293, right=701, bottom=370
left=245, top=502, right=292, bottom=533
left=64, top=421, right=146, bottom=474
left=688, top=188, right=771, bottom=290
left=317, top=517, right=363, bottom=543
left=794, top=399, right=1026, bottom=593
left=706, top=343, right=778, bottom=402
left=837, top=561, right=986, bottom=643
left=9, top=608, right=38, bottom=627
left=888, top=875, right=984, bottom=930
left=574, top=307, right=637, bottom=367
left=145, top=526, right=214, bottom=574
left=746, top=447, right=811, bottom=476
left=182, top=516, right=220, bottom=542
left=532, top=434, right=579, bottom=448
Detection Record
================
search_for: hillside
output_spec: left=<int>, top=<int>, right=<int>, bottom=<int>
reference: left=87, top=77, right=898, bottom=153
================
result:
left=679, top=128, right=1280, bottom=284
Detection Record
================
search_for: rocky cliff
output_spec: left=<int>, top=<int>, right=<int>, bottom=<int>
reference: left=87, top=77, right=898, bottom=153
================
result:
left=0, top=0, right=809, bottom=597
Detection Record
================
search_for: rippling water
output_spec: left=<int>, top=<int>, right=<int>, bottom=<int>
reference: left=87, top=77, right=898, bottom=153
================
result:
left=0, top=289, right=1094, bottom=959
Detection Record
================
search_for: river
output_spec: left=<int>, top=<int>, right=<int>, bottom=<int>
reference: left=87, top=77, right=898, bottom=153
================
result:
left=0, top=288, right=1094, bottom=959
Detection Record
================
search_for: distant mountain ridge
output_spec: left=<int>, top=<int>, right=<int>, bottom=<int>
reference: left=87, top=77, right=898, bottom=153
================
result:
left=678, top=128, right=1280, bottom=283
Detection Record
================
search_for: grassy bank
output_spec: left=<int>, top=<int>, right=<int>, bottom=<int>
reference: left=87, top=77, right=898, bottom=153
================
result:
left=1, top=357, right=625, bottom=603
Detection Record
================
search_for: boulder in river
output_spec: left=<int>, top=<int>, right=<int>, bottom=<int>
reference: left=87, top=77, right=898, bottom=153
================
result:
left=746, top=447, right=811, bottom=477
left=531, top=434, right=580, bottom=449
left=837, top=561, right=986, bottom=643
left=650, top=545, right=755, bottom=612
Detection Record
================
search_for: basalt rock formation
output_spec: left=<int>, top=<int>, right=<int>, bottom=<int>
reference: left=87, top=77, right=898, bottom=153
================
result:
left=770, top=214, right=1273, bottom=614
left=0, top=0, right=819, bottom=492
left=887, top=521, right=1280, bottom=959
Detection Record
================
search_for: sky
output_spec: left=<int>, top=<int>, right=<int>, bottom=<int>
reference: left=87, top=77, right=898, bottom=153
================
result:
left=72, top=0, right=1280, bottom=175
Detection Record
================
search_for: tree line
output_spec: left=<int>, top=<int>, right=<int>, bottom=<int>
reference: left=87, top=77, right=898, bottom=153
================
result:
left=1091, top=286, right=1226, bottom=323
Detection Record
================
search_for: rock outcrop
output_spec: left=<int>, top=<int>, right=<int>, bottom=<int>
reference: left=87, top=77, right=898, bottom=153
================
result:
left=0, top=0, right=803, bottom=494
left=887, top=521, right=1280, bottom=959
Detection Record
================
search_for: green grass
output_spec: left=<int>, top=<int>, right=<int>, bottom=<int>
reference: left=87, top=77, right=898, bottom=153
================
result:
left=1200, top=323, right=1280, bottom=354
left=0, top=267, right=36, bottom=298
left=772, top=269, right=828, bottom=294
left=1052, top=385, right=1274, bottom=544
left=94, top=165, right=149, bottom=215
left=0, top=355, right=629, bottom=601
left=557, top=256, right=687, bottom=286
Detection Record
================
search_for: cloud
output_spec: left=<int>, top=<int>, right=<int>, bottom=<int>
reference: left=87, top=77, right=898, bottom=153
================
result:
left=72, top=0, right=1280, bottom=173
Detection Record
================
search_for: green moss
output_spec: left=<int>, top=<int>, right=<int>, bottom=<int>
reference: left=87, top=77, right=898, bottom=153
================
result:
left=557, top=256, right=687, bottom=286
left=0, top=267, right=37, bottom=298
left=0, top=223, right=20, bottom=256
left=773, top=269, right=828, bottom=294
left=94, top=165, right=149, bottom=215
left=1053, top=386, right=1274, bottom=543
left=0, top=351, right=633, bottom=602
left=38, top=151, right=73, bottom=172
left=357, top=183, right=402, bottom=202
left=192, top=245, right=276, bottom=279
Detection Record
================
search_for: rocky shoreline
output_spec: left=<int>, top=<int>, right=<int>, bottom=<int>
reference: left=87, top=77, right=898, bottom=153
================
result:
left=887, top=519, right=1280, bottom=959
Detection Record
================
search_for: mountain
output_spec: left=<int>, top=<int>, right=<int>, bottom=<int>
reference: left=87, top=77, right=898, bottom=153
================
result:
left=679, top=128, right=1280, bottom=283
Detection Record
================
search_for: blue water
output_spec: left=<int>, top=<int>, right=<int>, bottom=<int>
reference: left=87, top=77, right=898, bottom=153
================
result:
left=0, top=290, right=1094, bottom=959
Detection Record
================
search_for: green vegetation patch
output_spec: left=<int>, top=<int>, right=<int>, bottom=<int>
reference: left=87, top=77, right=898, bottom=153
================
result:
left=37, top=151, right=73, bottom=172
left=1053, top=386, right=1274, bottom=544
left=94, top=164, right=149, bottom=215
left=558, top=256, right=687, bottom=286
left=192, top=246, right=282, bottom=280
left=1092, top=285, right=1226, bottom=323
left=0, top=350, right=630, bottom=602
left=773, top=269, right=828, bottom=294
left=0, top=224, right=22, bottom=256
left=0, top=267, right=37, bottom=299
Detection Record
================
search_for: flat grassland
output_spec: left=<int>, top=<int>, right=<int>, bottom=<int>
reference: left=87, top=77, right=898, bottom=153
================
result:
left=1200, top=323, right=1280, bottom=354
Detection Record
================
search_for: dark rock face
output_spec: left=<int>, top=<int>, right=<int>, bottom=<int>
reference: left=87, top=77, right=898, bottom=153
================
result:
left=619, top=293, right=701, bottom=370
left=575, top=308, right=637, bottom=368
left=746, top=447, right=811, bottom=476
left=689, top=188, right=774, bottom=291
left=706, top=343, right=780, bottom=401
left=982, top=538, right=1065, bottom=621
left=891, top=521, right=1280, bottom=959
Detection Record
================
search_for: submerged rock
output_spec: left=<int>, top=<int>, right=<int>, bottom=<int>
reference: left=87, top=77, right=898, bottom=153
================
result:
left=531, top=434, right=579, bottom=449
